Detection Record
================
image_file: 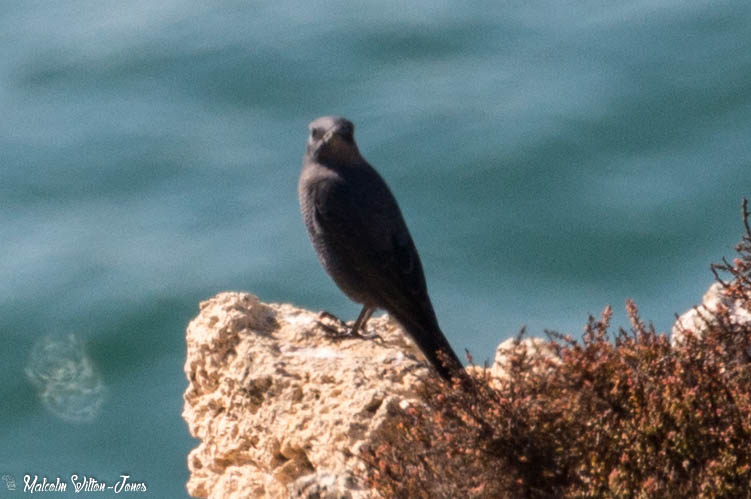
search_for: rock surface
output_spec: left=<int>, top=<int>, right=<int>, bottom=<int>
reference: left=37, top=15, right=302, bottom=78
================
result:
left=183, top=292, right=449, bottom=498
left=181, top=293, right=608, bottom=498
left=672, top=282, right=751, bottom=345
left=184, top=283, right=749, bottom=497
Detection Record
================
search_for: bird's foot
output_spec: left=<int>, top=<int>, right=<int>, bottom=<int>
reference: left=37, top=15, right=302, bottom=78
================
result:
left=315, top=311, right=348, bottom=336
left=326, top=328, right=383, bottom=342
left=345, top=328, right=383, bottom=341
left=317, top=310, right=346, bottom=326
left=315, top=311, right=382, bottom=342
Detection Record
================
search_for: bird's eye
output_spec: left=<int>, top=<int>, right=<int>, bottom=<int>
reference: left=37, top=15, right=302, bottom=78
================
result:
left=310, top=128, right=323, bottom=140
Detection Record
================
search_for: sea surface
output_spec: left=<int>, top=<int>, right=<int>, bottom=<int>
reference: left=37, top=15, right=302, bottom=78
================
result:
left=2, top=1, right=750, bottom=496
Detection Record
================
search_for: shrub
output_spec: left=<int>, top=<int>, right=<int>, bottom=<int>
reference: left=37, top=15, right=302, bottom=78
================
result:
left=361, top=201, right=751, bottom=498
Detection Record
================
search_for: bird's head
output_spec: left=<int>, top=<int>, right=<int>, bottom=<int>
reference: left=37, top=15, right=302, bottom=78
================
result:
left=306, top=116, right=360, bottom=164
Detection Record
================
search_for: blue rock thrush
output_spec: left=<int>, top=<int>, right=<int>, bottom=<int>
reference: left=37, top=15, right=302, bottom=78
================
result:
left=298, top=116, right=463, bottom=381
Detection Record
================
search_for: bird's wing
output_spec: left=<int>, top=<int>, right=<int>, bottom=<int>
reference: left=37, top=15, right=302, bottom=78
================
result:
left=312, top=171, right=434, bottom=319
left=310, top=166, right=461, bottom=378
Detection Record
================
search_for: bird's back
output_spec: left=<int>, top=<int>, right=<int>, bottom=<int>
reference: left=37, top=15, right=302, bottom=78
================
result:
left=300, top=155, right=463, bottom=378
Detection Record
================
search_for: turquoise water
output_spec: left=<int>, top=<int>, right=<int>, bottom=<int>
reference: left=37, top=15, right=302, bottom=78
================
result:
left=2, top=1, right=750, bottom=496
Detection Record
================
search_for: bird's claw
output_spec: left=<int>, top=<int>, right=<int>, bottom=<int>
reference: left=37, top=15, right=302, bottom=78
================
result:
left=317, top=310, right=346, bottom=325
left=315, top=311, right=347, bottom=336
left=325, top=328, right=383, bottom=342
left=315, top=311, right=382, bottom=342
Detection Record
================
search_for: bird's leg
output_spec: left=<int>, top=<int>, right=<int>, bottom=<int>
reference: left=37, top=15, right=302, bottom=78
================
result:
left=346, top=306, right=381, bottom=340
left=321, top=306, right=381, bottom=341
left=350, top=305, right=375, bottom=335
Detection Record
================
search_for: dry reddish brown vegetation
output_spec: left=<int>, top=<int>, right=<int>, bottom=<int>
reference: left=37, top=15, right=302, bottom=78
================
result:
left=361, top=201, right=751, bottom=498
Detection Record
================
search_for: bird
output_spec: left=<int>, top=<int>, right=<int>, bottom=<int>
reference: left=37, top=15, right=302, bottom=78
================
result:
left=298, top=115, right=463, bottom=381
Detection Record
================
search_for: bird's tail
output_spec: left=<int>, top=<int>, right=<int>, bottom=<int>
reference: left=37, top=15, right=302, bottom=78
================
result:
left=390, top=310, right=464, bottom=382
